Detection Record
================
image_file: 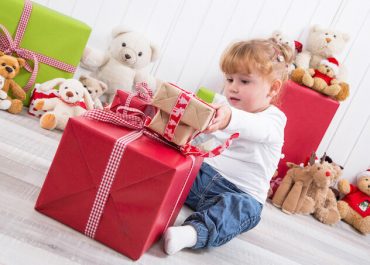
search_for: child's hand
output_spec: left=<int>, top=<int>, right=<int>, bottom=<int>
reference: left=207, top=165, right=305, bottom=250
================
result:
left=204, top=103, right=231, bottom=133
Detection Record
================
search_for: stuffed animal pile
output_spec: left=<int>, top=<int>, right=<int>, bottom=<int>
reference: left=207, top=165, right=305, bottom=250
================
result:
left=290, top=25, right=351, bottom=101
left=272, top=152, right=342, bottom=225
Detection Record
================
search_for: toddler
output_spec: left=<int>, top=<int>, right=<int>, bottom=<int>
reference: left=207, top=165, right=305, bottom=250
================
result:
left=163, top=38, right=294, bottom=254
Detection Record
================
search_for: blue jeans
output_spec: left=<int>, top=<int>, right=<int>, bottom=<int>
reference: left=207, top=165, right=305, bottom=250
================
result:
left=183, top=163, right=263, bottom=249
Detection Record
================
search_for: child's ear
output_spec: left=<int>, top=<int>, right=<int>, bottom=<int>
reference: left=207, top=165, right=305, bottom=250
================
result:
left=268, top=79, right=282, bottom=98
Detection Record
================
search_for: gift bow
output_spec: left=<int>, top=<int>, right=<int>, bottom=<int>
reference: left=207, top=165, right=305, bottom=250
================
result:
left=0, top=0, right=76, bottom=92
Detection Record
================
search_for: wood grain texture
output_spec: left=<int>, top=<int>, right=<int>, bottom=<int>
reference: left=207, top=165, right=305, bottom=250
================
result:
left=0, top=110, right=369, bottom=265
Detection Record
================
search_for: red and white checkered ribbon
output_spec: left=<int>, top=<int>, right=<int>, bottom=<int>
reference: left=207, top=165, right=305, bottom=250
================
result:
left=0, top=0, right=76, bottom=92
left=84, top=130, right=143, bottom=238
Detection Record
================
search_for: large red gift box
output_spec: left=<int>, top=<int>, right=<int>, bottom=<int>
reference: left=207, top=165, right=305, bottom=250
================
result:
left=270, top=80, right=339, bottom=194
left=35, top=116, right=202, bottom=260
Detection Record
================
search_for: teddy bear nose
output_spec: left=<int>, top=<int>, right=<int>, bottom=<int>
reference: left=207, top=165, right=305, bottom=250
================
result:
left=66, top=91, right=74, bottom=98
left=125, top=54, right=131, bottom=59
left=5, top=66, right=13, bottom=73
left=325, top=38, right=332, bottom=43
left=325, top=171, right=331, bottom=177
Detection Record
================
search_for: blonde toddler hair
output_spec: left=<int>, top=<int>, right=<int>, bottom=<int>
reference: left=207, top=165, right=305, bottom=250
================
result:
left=220, top=39, right=294, bottom=104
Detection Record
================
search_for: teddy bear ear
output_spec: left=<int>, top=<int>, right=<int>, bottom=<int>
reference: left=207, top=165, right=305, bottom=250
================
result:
left=341, top=33, right=350, bottom=42
left=17, top=58, right=26, bottom=68
left=79, top=75, right=88, bottom=82
left=0, top=51, right=4, bottom=57
left=150, top=43, right=160, bottom=62
left=111, top=26, right=132, bottom=38
left=311, top=25, right=322, bottom=33
left=99, top=81, right=108, bottom=92
left=272, top=30, right=282, bottom=37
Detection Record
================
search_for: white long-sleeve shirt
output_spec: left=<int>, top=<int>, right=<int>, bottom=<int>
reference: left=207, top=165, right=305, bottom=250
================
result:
left=197, top=104, right=287, bottom=204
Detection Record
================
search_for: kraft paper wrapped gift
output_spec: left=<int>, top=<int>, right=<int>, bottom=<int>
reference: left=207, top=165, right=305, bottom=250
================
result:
left=0, top=0, right=91, bottom=105
left=35, top=116, right=203, bottom=260
left=148, top=82, right=215, bottom=146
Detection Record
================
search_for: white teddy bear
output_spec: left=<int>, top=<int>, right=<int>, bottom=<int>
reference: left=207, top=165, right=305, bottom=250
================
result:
left=80, top=26, right=159, bottom=104
left=294, top=25, right=349, bottom=81
left=0, top=75, right=11, bottom=110
left=34, top=78, right=94, bottom=131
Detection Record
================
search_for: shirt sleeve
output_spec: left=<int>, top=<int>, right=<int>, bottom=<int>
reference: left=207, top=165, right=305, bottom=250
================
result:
left=223, top=106, right=287, bottom=144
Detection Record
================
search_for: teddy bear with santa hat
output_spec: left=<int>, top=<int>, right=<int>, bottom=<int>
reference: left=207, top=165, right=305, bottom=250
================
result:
left=337, top=169, right=370, bottom=235
left=301, top=56, right=349, bottom=101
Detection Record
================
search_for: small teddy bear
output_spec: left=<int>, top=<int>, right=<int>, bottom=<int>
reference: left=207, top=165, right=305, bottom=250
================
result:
left=337, top=170, right=370, bottom=234
left=301, top=57, right=349, bottom=101
left=79, top=75, right=108, bottom=109
left=80, top=26, right=159, bottom=104
left=34, top=78, right=94, bottom=130
left=0, top=52, right=26, bottom=114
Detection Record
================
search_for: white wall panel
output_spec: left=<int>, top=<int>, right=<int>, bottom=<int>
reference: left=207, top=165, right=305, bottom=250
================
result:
left=47, top=0, right=76, bottom=15
left=176, top=0, right=239, bottom=90
left=342, top=116, right=370, bottom=182
left=154, top=0, right=212, bottom=83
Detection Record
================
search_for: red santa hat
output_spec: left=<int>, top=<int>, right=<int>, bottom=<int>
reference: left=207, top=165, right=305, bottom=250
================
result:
left=294, top=40, right=303, bottom=53
left=321, top=57, right=339, bottom=75
left=357, top=169, right=370, bottom=180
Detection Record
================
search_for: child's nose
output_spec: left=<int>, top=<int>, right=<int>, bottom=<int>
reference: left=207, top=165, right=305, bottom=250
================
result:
left=229, top=84, right=238, bottom=93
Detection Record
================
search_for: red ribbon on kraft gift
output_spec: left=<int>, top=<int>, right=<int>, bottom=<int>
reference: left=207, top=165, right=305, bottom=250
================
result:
left=0, top=0, right=76, bottom=92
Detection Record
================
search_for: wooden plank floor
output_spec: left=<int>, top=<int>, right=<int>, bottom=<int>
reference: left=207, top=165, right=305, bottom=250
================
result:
left=0, top=110, right=369, bottom=265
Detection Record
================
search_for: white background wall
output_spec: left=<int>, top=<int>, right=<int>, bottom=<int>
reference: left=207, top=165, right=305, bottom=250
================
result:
left=33, top=0, right=370, bottom=182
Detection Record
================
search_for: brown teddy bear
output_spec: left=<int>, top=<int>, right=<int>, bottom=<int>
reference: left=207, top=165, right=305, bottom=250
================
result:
left=298, top=154, right=342, bottom=225
left=293, top=57, right=349, bottom=101
left=337, top=170, right=370, bottom=234
left=79, top=75, right=108, bottom=109
left=272, top=153, right=316, bottom=214
left=0, top=52, right=26, bottom=114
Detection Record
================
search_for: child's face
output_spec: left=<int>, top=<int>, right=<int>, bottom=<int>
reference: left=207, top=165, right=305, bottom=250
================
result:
left=223, top=72, right=275, bottom=113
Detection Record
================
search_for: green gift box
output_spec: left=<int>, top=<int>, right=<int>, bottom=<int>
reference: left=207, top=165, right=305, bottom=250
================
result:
left=0, top=0, right=91, bottom=105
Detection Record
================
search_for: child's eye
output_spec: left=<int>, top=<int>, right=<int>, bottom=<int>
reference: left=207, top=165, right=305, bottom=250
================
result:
left=241, top=80, right=250, bottom=84
left=226, top=78, right=233, bottom=83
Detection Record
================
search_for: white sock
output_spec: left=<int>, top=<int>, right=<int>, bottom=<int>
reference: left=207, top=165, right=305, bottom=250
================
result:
left=163, top=225, right=197, bottom=255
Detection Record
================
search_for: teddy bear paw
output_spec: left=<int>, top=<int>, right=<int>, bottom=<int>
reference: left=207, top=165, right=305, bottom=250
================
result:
left=337, top=200, right=349, bottom=219
left=7, top=99, right=23, bottom=114
left=40, top=113, right=57, bottom=130
left=357, top=217, right=370, bottom=235
left=34, top=100, right=45, bottom=111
